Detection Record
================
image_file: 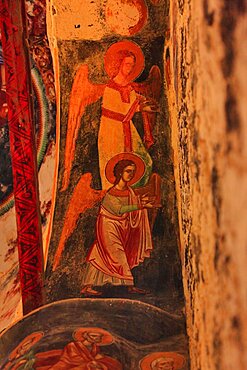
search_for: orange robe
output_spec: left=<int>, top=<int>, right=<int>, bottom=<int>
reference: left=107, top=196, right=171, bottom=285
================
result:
left=35, top=342, right=122, bottom=370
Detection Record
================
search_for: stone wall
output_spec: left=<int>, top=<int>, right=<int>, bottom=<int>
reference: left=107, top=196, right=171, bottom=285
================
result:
left=166, top=1, right=247, bottom=369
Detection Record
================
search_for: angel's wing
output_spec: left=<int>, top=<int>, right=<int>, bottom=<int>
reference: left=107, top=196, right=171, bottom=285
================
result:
left=132, top=65, right=162, bottom=148
left=132, top=65, right=162, bottom=100
left=53, top=173, right=106, bottom=271
left=61, top=65, right=106, bottom=191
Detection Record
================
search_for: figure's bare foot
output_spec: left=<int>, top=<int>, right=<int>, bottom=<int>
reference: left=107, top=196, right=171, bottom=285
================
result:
left=128, top=286, right=149, bottom=295
left=81, top=286, right=102, bottom=296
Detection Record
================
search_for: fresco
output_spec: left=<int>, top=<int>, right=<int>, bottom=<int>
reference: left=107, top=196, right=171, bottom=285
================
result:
left=0, top=0, right=190, bottom=367
left=0, top=299, right=188, bottom=369
left=0, top=4, right=56, bottom=221
left=42, top=0, right=184, bottom=317
left=25, top=0, right=57, bottom=264
left=0, top=31, right=12, bottom=213
left=0, top=28, right=22, bottom=329
left=0, top=0, right=56, bottom=330
left=42, top=3, right=189, bottom=365
left=44, top=0, right=183, bottom=311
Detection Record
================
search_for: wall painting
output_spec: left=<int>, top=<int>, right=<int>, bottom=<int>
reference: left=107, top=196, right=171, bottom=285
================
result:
left=0, top=0, right=189, bottom=369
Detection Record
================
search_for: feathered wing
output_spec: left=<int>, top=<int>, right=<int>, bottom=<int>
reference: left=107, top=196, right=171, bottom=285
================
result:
left=61, top=64, right=106, bottom=191
left=132, top=65, right=161, bottom=98
left=53, top=173, right=106, bottom=271
left=132, top=65, right=162, bottom=148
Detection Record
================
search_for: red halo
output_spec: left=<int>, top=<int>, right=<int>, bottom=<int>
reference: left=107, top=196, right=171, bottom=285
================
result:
left=104, top=40, right=145, bottom=81
left=9, top=332, right=44, bottom=360
left=140, top=352, right=186, bottom=369
left=105, top=152, right=145, bottom=186
left=73, top=327, right=113, bottom=346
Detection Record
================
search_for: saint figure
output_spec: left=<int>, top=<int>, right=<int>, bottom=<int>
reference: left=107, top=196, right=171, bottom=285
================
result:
left=43, top=328, right=122, bottom=370
left=3, top=332, right=43, bottom=370
left=140, top=352, right=185, bottom=370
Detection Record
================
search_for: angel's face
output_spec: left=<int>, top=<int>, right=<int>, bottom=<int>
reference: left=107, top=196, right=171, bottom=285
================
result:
left=120, top=56, right=135, bottom=77
left=122, top=164, right=136, bottom=183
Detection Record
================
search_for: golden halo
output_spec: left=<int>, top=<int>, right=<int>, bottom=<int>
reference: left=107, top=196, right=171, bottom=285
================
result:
left=104, top=40, right=145, bottom=81
left=140, top=352, right=186, bottom=369
left=105, top=152, right=145, bottom=186
left=73, top=327, right=113, bottom=346
left=9, top=332, right=44, bottom=360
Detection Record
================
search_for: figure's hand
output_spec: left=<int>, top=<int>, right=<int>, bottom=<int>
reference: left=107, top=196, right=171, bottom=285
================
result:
left=87, top=361, right=107, bottom=369
left=140, top=194, right=162, bottom=209
left=143, top=201, right=155, bottom=209
left=141, top=194, right=156, bottom=209
left=140, top=98, right=160, bottom=113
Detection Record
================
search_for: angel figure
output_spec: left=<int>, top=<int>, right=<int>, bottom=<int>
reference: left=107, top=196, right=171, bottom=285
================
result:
left=81, top=153, right=159, bottom=296
left=61, top=40, right=161, bottom=191
left=53, top=41, right=161, bottom=271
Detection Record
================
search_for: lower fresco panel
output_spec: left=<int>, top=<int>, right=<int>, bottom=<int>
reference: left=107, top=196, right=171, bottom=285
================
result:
left=0, top=299, right=189, bottom=369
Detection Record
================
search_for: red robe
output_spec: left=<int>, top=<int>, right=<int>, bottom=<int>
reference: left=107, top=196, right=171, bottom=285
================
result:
left=35, top=341, right=122, bottom=370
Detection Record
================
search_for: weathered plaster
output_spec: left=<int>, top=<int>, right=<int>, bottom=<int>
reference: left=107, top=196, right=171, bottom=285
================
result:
left=166, top=1, right=247, bottom=369
left=0, top=209, right=22, bottom=332
left=49, top=0, right=109, bottom=40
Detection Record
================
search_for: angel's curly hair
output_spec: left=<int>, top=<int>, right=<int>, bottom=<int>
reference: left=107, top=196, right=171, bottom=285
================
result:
left=113, top=159, right=136, bottom=185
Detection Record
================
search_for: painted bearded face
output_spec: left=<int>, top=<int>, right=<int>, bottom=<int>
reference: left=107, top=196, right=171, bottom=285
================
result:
left=151, top=357, right=175, bottom=370
left=120, top=56, right=135, bottom=77
left=122, top=164, right=136, bottom=182
left=16, top=339, right=35, bottom=356
left=85, top=332, right=103, bottom=344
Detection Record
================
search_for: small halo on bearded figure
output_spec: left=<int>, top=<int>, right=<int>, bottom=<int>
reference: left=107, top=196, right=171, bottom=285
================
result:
left=140, top=352, right=186, bottom=370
